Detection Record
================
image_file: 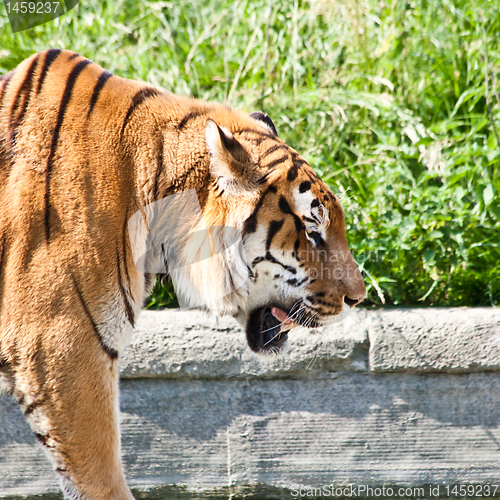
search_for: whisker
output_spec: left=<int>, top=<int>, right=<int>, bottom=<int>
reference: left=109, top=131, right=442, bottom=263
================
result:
left=305, top=311, right=319, bottom=328
left=260, top=304, right=305, bottom=338
left=306, top=350, right=319, bottom=370
left=260, top=300, right=320, bottom=346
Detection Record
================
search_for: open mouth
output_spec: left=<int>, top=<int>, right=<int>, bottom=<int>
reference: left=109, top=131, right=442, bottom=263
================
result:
left=245, top=306, right=296, bottom=354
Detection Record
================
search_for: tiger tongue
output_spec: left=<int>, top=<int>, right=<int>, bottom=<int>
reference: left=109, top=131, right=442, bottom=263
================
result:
left=271, top=307, right=289, bottom=324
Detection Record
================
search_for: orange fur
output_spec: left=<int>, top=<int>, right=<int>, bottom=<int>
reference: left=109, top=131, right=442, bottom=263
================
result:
left=0, top=50, right=365, bottom=499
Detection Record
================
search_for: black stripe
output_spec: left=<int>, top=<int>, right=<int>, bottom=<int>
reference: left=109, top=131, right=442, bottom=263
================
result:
left=266, top=219, right=284, bottom=250
left=293, top=157, right=308, bottom=168
left=45, top=59, right=92, bottom=242
left=279, top=196, right=303, bottom=233
left=87, top=70, right=112, bottom=119
left=9, top=57, right=39, bottom=121
left=309, top=210, right=321, bottom=224
left=287, top=166, right=298, bottom=181
left=299, top=181, right=312, bottom=193
left=257, top=171, right=272, bottom=185
left=178, top=110, right=203, bottom=130
left=294, top=238, right=300, bottom=254
left=247, top=265, right=255, bottom=280
left=152, top=137, right=164, bottom=201
left=259, top=144, right=287, bottom=160
left=35, top=432, right=49, bottom=446
left=243, top=216, right=257, bottom=234
left=252, top=256, right=265, bottom=267
left=72, top=276, right=118, bottom=360
left=0, top=234, right=5, bottom=278
left=121, top=88, right=160, bottom=134
left=251, top=252, right=297, bottom=274
left=305, top=168, right=320, bottom=183
left=248, top=136, right=268, bottom=145
left=236, top=128, right=274, bottom=139
left=265, top=154, right=289, bottom=170
left=294, top=277, right=309, bottom=287
left=276, top=196, right=302, bottom=257
left=24, top=398, right=44, bottom=416
left=9, top=55, right=40, bottom=146
left=116, top=247, right=135, bottom=327
left=291, top=151, right=306, bottom=160
left=243, top=201, right=263, bottom=235
left=236, top=128, right=275, bottom=146
left=68, top=52, right=80, bottom=60
left=308, top=230, right=325, bottom=247
left=34, top=432, right=63, bottom=450
left=36, top=49, right=62, bottom=95
left=243, top=184, right=277, bottom=235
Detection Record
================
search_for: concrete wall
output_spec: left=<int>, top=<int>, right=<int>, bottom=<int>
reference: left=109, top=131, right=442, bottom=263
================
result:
left=1, top=308, right=499, bottom=499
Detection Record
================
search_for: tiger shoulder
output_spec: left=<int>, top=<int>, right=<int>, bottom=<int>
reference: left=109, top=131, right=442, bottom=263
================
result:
left=0, top=50, right=365, bottom=500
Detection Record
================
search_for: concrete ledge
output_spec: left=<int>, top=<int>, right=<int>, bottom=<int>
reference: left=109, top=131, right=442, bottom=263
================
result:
left=120, top=307, right=500, bottom=378
left=369, top=308, right=500, bottom=373
left=119, top=309, right=370, bottom=379
left=1, top=307, right=499, bottom=499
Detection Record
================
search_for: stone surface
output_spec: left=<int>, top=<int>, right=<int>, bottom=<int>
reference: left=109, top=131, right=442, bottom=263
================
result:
left=1, top=307, right=500, bottom=499
left=119, top=309, right=370, bottom=379
left=1, top=373, right=500, bottom=497
left=369, top=307, right=500, bottom=373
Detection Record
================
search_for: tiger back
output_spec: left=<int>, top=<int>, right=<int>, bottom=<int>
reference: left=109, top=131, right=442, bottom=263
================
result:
left=0, top=50, right=365, bottom=499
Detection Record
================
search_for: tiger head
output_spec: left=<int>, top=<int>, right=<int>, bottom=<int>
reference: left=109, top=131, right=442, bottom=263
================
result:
left=182, top=110, right=367, bottom=356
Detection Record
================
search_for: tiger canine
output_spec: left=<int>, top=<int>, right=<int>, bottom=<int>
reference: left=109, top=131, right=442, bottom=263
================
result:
left=0, top=50, right=366, bottom=499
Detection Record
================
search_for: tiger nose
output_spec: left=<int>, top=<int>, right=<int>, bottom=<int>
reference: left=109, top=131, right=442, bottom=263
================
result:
left=343, top=295, right=364, bottom=308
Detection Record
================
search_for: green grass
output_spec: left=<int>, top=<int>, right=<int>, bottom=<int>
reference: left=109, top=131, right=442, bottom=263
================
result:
left=1, top=0, right=499, bottom=308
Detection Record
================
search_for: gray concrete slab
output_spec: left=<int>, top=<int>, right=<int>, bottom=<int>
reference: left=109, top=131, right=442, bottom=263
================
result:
left=119, top=309, right=370, bottom=379
left=1, top=373, right=500, bottom=497
left=369, top=308, right=500, bottom=373
left=1, top=307, right=499, bottom=498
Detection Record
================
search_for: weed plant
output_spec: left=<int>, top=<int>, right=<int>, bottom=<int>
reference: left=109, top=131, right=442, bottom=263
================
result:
left=1, top=0, right=498, bottom=307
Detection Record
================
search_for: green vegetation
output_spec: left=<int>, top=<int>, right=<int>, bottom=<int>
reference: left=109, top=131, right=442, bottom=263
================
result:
left=1, top=0, right=499, bottom=307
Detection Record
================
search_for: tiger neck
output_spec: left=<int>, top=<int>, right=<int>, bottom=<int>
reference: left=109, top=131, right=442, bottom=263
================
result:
left=129, top=112, right=212, bottom=212
left=126, top=98, right=252, bottom=232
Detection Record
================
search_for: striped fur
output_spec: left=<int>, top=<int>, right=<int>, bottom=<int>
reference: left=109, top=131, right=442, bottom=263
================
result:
left=8, top=54, right=39, bottom=147
left=0, top=50, right=365, bottom=499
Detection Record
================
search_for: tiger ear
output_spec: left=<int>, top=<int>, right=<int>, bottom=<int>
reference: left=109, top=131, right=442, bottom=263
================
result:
left=205, top=119, right=259, bottom=194
left=249, top=111, right=278, bottom=137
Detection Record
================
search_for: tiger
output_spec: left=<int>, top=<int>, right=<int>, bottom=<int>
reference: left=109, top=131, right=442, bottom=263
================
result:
left=0, top=50, right=366, bottom=499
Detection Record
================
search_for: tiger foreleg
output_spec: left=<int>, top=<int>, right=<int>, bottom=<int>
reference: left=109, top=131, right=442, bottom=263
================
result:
left=12, top=321, right=134, bottom=500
